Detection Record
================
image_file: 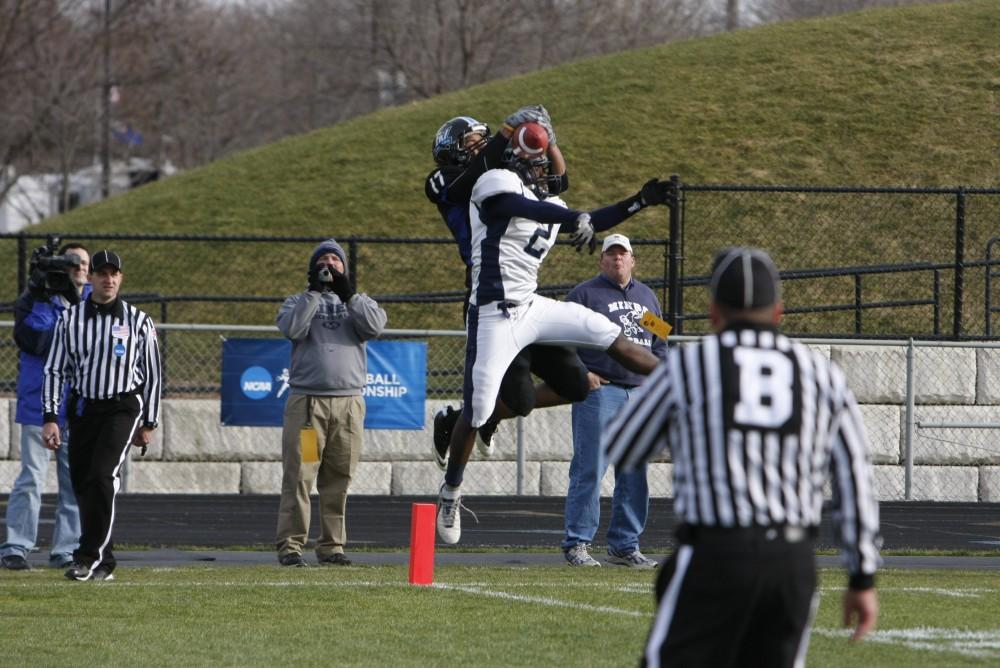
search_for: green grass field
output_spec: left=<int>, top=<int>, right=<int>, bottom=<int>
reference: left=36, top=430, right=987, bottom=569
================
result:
left=2, top=565, right=998, bottom=666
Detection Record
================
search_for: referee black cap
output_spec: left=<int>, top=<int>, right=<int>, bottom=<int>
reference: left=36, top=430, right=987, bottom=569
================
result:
left=709, top=246, right=780, bottom=309
left=90, top=250, right=122, bottom=273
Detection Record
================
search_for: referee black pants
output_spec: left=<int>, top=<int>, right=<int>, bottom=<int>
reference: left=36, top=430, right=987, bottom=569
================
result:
left=67, top=392, right=142, bottom=572
left=643, top=525, right=818, bottom=668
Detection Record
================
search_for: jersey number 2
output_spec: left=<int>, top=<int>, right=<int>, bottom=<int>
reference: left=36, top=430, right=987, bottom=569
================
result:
left=733, top=347, right=793, bottom=428
left=524, top=224, right=554, bottom=258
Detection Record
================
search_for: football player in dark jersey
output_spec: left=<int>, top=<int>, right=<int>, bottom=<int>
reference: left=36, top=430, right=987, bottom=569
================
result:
left=424, top=107, right=588, bottom=469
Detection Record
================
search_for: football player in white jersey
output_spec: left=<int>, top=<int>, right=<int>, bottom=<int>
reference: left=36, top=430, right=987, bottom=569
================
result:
left=425, top=108, right=595, bottom=471
left=437, top=122, right=671, bottom=544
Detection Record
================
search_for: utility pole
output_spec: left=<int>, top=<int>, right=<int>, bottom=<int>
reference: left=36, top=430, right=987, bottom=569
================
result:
left=101, top=0, right=111, bottom=198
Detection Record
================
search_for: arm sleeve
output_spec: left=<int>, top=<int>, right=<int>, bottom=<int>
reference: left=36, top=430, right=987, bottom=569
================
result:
left=603, top=356, right=675, bottom=472
left=42, top=312, right=69, bottom=423
left=13, top=292, right=56, bottom=357
left=276, top=292, right=319, bottom=340
left=140, top=316, right=162, bottom=426
left=588, top=196, right=646, bottom=233
left=347, top=293, right=388, bottom=341
left=480, top=193, right=580, bottom=228
left=828, top=382, right=882, bottom=590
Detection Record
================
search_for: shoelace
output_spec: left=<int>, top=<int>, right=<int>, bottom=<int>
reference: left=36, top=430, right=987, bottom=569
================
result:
left=441, top=496, right=479, bottom=527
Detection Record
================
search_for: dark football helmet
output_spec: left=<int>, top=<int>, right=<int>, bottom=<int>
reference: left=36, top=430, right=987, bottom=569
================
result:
left=433, top=116, right=491, bottom=167
left=502, top=122, right=560, bottom=199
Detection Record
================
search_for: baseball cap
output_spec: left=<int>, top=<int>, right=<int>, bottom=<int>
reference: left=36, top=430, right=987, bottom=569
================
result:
left=601, top=234, right=632, bottom=254
left=89, top=249, right=122, bottom=273
left=709, top=246, right=781, bottom=309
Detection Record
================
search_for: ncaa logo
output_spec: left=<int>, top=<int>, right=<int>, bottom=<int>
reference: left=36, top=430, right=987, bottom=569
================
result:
left=240, top=366, right=273, bottom=400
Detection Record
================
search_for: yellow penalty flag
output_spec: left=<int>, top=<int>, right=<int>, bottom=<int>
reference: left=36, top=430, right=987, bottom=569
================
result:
left=639, top=311, right=673, bottom=340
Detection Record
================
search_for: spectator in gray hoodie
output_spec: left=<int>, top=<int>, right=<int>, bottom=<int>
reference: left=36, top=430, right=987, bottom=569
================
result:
left=275, top=239, right=387, bottom=567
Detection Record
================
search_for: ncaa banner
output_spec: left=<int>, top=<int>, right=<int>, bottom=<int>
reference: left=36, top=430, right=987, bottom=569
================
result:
left=221, top=338, right=292, bottom=426
left=363, top=340, right=426, bottom=430
left=220, top=338, right=426, bottom=429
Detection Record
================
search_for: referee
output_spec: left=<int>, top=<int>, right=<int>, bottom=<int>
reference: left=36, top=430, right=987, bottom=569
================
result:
left=41, top=250, right=162, bottom=582
left=605, top=247, right=881, bottom=668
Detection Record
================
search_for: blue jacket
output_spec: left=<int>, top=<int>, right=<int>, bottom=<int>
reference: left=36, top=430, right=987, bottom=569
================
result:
left=14, top=286, right=92, bottom=426
left=566, top=273, right=667, bottom=387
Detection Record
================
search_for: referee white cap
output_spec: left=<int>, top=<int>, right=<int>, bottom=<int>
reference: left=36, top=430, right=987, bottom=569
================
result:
left=709, top=246, right=781, bottom=309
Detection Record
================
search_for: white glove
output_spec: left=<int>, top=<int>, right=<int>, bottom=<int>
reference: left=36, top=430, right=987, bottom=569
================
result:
left=569, top=213, right=595, bottom=254
left=504, top=105, right=556, bottom=145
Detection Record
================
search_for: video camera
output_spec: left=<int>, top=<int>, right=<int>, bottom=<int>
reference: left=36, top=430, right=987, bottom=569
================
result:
left=28, top=235, right=82, bottom=296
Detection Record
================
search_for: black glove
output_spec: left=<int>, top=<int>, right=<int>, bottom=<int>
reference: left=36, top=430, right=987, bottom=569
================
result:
left=330, top=269, right=354, bottom=302
left=27, top=267, right=47, bottom=298
left=639, top=178, right=670, bottom=207
left=62, top=283, right=80, bottom=306
left=307, top=266, right=326, bottom=292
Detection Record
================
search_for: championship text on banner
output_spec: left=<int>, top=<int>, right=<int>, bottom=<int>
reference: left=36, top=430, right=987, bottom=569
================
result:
left=220, top=338, right=293, bottom=426
left=220, top=338, right=426, bottom=429
left=363, top=340, right=427, bottom=430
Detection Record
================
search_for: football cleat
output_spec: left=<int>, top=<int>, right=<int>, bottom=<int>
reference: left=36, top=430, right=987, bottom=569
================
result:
left=436, top=483, right=463, bottom=544
left=476, top=416, right=499, bottom=458
left=432, top=405, right=460, bottom=470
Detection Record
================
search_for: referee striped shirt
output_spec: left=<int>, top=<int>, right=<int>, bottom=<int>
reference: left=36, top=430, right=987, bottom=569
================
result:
left=42, top=297, right=162, bottom=427
left=604, top=324, right=880, bottom=586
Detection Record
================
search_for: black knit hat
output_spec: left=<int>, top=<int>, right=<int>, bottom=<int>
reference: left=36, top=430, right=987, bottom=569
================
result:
left=709, top=246, right=781, bottom=309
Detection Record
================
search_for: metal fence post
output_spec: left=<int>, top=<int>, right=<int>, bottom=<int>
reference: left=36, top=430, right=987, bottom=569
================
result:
left=953, top=188, right=966, bottom=338
left=904, top=338, right=915, bottom=500
left=667, top=174, right=683, bottom=334
left=516, top=416, right=526, bottom=495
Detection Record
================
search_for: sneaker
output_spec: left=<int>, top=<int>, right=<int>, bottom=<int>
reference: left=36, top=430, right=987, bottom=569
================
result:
left=91, top=564, right=115, bottom=581
left=278, top=553, right=308, bottom=567
left=476, top=415, right=499, bottom=457
left=318, top=553, right=352, bottom=566
left=607, top=547, right=658, bottom=569
left=64, top=563, right=93, bottom=581
left=1, top=554, right=30, bottom=571
left=564, top=543, right=601, bottom=567
left=436, top=483, right=471, bottom=544
left=432, top=405, right=460, bottom=470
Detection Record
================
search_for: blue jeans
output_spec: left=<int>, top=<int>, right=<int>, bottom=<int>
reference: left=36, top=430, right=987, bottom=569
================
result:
left=1, top=424, right=80, bottom=562
left=562, top=384, right=649, bottom=553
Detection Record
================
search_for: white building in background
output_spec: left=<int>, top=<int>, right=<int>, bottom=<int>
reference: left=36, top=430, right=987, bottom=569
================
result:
left=0, top=158, right=177, bottom=233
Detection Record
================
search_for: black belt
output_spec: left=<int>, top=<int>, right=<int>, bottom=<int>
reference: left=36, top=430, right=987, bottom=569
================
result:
left=71, top=389, right=139, bottom=406
left=607, top=382, right=638, bottom=389
left=676, top=523, right=818, bottom=545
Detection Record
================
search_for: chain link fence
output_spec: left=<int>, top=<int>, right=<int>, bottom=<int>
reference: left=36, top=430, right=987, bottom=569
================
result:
left=2, top=182, right=998, bottom=338
left=1, top=323, right=998, bottom=501
left=673, top=184, right=1000, bottom=338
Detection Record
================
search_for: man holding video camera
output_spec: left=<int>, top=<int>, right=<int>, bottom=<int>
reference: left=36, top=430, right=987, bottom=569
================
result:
left=1, top=240, right=90, bottom=571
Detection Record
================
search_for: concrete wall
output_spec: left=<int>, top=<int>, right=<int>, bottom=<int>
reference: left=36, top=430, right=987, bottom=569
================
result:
left=2, top=344, right=999, bottom=500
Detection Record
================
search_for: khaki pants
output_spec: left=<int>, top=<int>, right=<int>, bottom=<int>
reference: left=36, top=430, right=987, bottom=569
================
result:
left=276, top=394, right=364, bottom=559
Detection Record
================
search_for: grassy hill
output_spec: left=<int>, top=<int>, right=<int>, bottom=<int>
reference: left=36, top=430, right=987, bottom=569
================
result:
left=19, top=0, right=1000, bottom=332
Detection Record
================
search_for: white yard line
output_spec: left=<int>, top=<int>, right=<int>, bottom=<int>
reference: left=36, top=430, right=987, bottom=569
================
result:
left=433, top=583, right=650, bottom=618
left=818, top=586, right=996, bottom=598
left=812, top=627, right=1000, bottom=659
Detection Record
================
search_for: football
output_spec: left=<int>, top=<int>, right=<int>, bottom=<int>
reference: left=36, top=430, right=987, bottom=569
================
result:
left=510, top=122, right=549, bottom=159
